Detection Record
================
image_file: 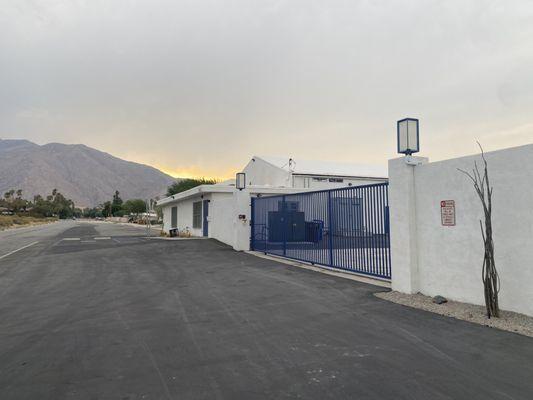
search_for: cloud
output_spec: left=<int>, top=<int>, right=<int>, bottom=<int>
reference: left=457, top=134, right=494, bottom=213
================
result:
left=1, top=0, right=533, bottom=176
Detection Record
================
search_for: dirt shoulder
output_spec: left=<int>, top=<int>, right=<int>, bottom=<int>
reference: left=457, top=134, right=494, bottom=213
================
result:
left=0, top=215, right=58, bottom=231
left=375, top=291, right=533, bottom=338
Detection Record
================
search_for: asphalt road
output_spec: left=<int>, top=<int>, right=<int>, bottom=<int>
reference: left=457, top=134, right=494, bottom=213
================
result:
left=0, top=222, right=532, bottom=399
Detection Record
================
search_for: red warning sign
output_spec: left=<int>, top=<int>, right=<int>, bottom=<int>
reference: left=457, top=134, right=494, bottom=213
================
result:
left=441, top=200, right=456, bottom=226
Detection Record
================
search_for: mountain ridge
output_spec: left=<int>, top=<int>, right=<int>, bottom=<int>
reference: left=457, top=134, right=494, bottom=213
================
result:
left=0, top=139, right=177, bottom=207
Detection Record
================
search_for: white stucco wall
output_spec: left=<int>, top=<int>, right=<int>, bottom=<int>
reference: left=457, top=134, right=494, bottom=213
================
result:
left=389, top=144, right=533, bottom=317
left=233, top=190, right=252, bottom=251
left=207, top=192, right=234, bottom=245
left=292, top=175, right=386, bottom=189
left=162, top=204, right=172, bottom=231
left=161, top=191, right=243, bottom=246
left=242, top=157, right=291, bottom=187
left=162, top=196, right=205, bottom=237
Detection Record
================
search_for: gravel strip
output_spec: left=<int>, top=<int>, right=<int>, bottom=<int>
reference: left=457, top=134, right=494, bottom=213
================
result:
left=375, top=291, right=533, bottom=338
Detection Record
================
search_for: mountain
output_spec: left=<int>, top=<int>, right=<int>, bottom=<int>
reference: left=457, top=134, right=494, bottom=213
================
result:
left=0, top=139, right=177, bottom=207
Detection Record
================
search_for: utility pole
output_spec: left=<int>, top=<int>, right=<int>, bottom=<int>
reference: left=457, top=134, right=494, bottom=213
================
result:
left=145, top=199, right=151, bottom=237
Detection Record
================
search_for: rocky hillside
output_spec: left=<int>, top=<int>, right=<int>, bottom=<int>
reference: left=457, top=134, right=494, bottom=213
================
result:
left=0, top=139, right=176, bottom=207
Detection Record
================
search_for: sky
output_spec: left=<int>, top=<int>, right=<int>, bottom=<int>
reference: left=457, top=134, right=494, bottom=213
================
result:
left=1, top=0, right=533, bottom=179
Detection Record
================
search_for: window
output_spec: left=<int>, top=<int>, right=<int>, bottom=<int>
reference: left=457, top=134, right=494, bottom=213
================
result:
left=329, top=178, right=344, bottom=183
left=171, top=206, right=177, bottom=229
left=312, top=177, right=327, bottom=182
left=193, top=201, right=202, bottom=229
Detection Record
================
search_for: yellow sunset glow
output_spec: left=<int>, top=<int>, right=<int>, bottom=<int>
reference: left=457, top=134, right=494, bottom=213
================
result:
left=158, top=165, right=237, bottom=181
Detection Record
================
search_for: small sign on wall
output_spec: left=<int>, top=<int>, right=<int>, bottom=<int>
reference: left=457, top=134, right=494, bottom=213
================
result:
left=441, top=200, right=456, bottom=226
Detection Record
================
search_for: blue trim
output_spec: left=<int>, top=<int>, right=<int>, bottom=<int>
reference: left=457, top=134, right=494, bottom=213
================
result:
left=327, top=190, right=334, bottom=267
left=282, top=195, right=287, bottom=257
left=250, top=197, right=255, bottom=249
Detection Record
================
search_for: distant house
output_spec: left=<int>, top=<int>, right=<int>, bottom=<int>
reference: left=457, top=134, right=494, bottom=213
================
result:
left=158, top=156, right=387, bottom=250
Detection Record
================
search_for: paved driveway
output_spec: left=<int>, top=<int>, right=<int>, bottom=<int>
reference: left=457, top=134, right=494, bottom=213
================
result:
left=0, top=222, right=532, bottom=399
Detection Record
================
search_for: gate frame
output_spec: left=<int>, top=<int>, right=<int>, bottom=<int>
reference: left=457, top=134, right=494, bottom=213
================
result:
left=250, top=182, right=391, bottom=280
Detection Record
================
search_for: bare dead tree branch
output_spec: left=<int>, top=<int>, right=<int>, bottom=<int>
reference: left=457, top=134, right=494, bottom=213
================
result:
left=458, top=143, right=500, bottom=318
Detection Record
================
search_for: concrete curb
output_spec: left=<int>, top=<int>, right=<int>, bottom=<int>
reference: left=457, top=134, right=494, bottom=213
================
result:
left=247, top=251, right=391, bottom=289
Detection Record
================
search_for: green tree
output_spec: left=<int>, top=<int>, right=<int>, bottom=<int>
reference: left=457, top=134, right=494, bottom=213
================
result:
left=122, top=199, right=146, bottom=215
left=32, top=196, right=54, bottom=217
left=102, top=201, right=113, bottom=218
left=12, top=194, right=28, bottom=213
left=166, top=178, right=217, bottom=197
left=83, top=207, right=103, bottom=218
left=111, top=190, right=123, bottom=216
left=112, top=190, right=123, bottom=206
left=1, top=189, right=27, bottom=213
left=30, top=189, right=76, bottom=219
left=51, top=191, right=74, bottom=218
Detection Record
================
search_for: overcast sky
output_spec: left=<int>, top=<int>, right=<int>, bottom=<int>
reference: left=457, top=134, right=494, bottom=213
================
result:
left=1, top=0, right=533, bottom=178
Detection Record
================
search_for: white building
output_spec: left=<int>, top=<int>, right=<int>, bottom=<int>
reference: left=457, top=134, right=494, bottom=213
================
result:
left=158, top=183, right=311, bottom=250
left=158, top=156, right=387, bottom=250
left=243, top=156, right=387, bottom=189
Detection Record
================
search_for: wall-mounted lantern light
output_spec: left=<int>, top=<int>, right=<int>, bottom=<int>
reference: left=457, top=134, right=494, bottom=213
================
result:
left=397, top=118, right=420, bottom=156
left=236, top=172, right=246, bottom=191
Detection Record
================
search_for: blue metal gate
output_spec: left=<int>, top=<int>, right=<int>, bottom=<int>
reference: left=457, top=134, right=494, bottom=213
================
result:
left=250, top=183, right=391, bottom=279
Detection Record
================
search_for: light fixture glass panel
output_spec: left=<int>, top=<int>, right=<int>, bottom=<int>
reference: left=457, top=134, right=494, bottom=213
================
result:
left=236, top=173, right=246, bottom=190
left=398, top=120, right=408, bottom=153
left=407, top=119, right=419, bottom=152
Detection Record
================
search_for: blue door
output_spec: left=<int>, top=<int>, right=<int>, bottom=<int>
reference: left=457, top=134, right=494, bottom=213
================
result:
left=202, top=200, right=209, bottom=237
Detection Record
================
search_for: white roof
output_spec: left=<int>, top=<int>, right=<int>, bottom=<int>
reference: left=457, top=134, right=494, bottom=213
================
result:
left=156, top=184, right=315, bottom=206
left=255, top=156, right=387, bottom=178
